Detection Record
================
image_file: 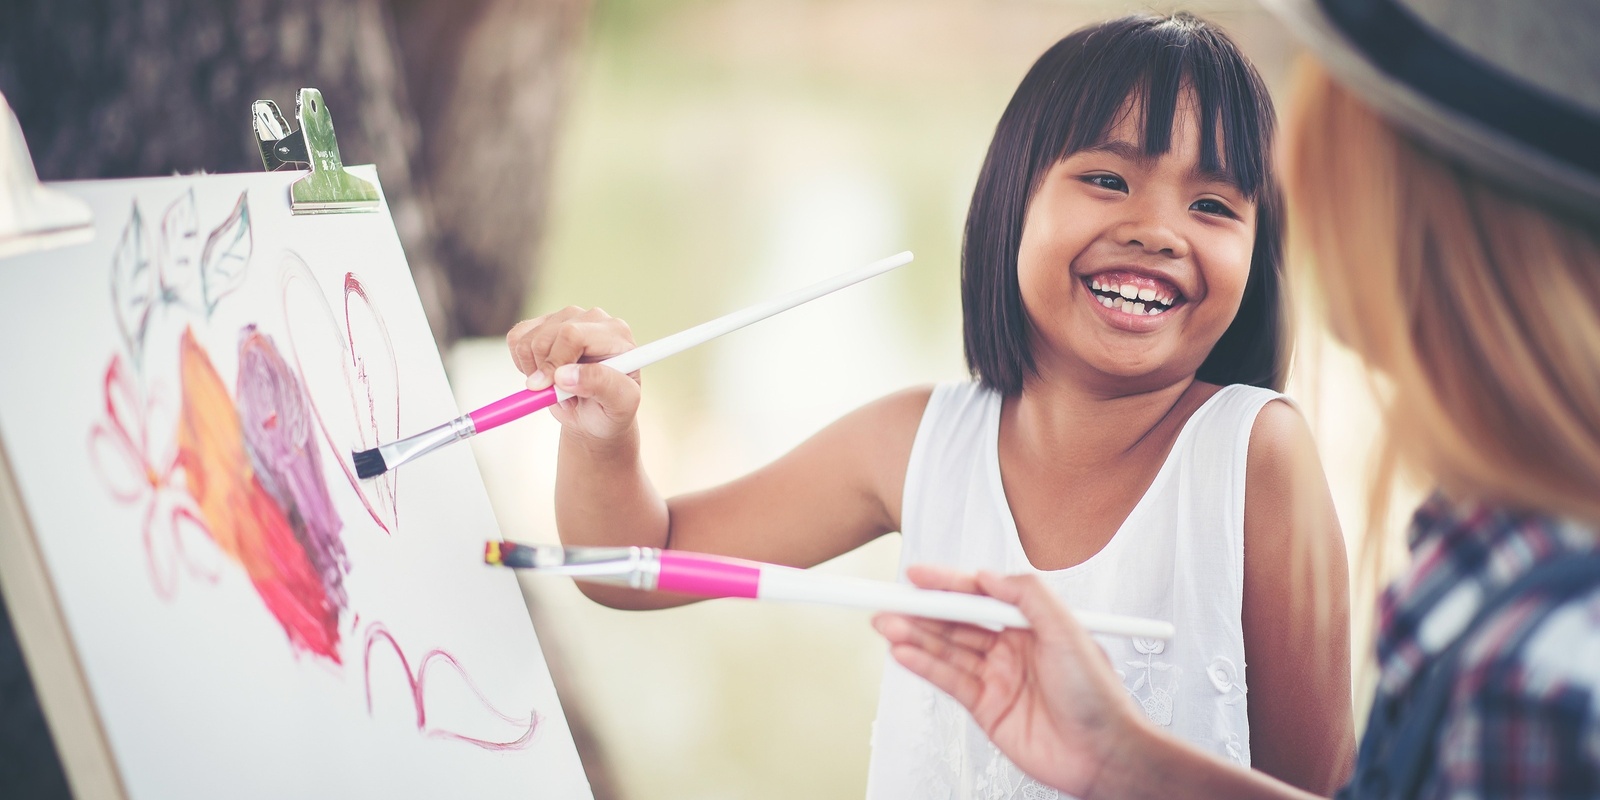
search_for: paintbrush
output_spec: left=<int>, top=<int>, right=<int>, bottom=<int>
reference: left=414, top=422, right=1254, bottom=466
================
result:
left=484, top=541, right=1177, bottom=640
left=352, top=251, right=915, bottom=479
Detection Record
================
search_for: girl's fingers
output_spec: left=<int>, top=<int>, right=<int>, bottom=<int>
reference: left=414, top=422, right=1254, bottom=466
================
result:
left=508, top=306, right=583, bottom=378
left=505, top=313, right=549, bottom=345
left=544, top=320, right=635, bottom=378
left=553, top=362, right=641, bottom=409
left=505, top=315, right=547, bottom=375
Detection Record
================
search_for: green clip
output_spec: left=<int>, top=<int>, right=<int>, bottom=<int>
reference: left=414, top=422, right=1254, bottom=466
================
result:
left=251, top=89, right=379, bottom=215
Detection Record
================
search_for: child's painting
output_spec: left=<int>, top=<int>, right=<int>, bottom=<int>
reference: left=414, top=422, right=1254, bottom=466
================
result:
left=0, top=168, right=593, bottom=798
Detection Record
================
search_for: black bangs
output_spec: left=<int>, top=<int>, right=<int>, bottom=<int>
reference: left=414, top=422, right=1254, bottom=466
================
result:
left=961, top=13, right=1289, bottom=395
left=1026, top=13, right=1275, bottom=199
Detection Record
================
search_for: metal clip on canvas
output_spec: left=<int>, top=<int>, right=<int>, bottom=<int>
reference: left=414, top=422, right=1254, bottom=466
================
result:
left=251, top=88, right=379, bottom=215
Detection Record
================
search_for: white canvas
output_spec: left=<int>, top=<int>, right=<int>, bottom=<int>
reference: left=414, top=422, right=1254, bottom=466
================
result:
left=0, top=167, right=593, bottom=799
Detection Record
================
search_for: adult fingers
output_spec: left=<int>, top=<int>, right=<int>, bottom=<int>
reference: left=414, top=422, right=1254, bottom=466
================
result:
left=889, top=643, right=985, bottom=712
left=905, top=563, right=984, bottom=595
left=904, top=614, right=1001, bottom=654
left=978, top=571, right=1084, bottom=641
left=873, top=613, right=991, bottom=675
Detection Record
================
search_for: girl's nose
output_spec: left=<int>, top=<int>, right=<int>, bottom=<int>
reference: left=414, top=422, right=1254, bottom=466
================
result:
left=1113, top=204, right=1189, bottom=258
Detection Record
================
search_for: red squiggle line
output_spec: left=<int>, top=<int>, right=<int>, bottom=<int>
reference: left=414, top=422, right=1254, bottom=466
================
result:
left=343, top=273, right=400, bottom=531
left=362, top=622, right=540, bottom=751
left=154, top=505, right=223, bottom=591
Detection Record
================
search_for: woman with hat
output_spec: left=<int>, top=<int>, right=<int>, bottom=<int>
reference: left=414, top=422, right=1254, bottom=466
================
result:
left=874, top=0, right=1600, bottom=796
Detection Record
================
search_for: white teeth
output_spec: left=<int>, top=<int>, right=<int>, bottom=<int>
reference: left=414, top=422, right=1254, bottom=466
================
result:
left=1090, top=280, right=1175, bottom=317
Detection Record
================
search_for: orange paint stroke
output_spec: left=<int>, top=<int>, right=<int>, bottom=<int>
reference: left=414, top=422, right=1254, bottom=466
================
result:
left=176, top=328, right=342, bottom=662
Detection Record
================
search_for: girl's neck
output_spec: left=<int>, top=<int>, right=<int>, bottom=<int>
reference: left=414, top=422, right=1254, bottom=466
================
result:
left=1005, top=370, right=1209, bottom=473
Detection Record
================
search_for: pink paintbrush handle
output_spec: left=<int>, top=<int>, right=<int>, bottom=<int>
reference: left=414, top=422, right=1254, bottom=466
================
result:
left=657, top=551, right=761, bottom=599
left=468, top=387, right=561, bottom=433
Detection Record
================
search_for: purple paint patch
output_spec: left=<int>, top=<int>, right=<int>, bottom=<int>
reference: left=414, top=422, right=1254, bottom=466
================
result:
left=235, top=325, right=350, bottom=610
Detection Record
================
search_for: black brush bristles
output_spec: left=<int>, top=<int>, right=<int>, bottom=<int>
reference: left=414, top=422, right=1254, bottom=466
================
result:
left=486, top=542, right=537, bottom=568
left=352, top=448, right=388, bottom=479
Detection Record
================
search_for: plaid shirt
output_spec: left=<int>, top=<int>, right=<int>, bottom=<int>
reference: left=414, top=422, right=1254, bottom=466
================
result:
left=1346, top=494, right=1600, bottom=798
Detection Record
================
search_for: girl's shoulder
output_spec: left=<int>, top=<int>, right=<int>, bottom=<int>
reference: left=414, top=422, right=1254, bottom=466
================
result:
left=857, top=380, right=1000, bottom=437
left=1178, top=382, right=1297, bottom=459
left=1201, top=382, right=1288, bottom=415
left=854, top=383, right=940, bottom=427
left=1235, top=385, right=1321, bottom=503
left=826, top=384, right=939, bottom=469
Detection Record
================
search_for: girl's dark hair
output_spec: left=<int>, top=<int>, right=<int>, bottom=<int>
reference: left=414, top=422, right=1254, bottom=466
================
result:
left=962, top=13, right=1288, bottom=393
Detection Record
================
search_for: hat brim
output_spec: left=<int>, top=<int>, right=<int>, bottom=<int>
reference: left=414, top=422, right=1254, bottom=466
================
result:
left=1261, top=0, right=1600, bottom=218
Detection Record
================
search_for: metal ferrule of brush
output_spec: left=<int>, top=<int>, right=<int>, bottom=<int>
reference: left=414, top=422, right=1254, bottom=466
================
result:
left=380, top=414, right=477, bottom=471
left=548, top=546, right=662, bottom=590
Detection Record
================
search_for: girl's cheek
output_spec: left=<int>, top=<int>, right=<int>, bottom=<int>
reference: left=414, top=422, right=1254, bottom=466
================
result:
left=1209, top=237, right=1255, bottom=302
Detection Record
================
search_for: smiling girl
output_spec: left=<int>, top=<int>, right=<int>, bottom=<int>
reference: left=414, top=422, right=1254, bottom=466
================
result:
left=506, top=13, right=1353, bottom=798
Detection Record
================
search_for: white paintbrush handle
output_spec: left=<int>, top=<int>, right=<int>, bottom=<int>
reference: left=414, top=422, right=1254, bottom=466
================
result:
left=757, top=567, right=1175, bottom=640
left=548, top=250, right=914, bottom=402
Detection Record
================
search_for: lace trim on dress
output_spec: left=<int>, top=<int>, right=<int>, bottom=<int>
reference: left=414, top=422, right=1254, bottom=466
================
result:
left=1120, top=637, right=1178, bottom=727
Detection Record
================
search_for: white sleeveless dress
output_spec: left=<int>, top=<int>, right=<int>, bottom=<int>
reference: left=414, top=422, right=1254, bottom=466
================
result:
left=865, top=381, right=1281, bottom=800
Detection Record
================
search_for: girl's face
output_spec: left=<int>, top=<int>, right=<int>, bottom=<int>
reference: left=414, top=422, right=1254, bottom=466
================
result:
left=1016, top=99, right=1257, bottom=390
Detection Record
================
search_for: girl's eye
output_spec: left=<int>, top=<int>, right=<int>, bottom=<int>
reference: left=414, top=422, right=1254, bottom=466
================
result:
left=1191, top=198, right=1237, bottom=218
left=1082, top=174, right=1127, bottom=192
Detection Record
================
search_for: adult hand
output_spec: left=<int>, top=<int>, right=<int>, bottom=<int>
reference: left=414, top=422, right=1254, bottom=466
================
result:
left=873, top=566, right=1148, bottom=798
left=506, top=306, right=641, bottom=442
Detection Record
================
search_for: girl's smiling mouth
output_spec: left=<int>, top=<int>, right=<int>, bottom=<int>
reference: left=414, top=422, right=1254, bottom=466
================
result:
left=1082, top=270, right=1187, bottom=318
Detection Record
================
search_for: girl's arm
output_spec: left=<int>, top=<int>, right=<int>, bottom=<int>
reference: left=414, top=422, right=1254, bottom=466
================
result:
left=875, top=568, right=1323, bottom=800
left=1241, top=400, right=1356, bottom=793
left=508, top=307, right=929, bottom=609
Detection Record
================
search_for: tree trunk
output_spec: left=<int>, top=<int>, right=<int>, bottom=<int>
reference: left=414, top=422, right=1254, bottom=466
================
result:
left=391, top=0, right=589, bottom=338
left=1, top=0, right=455, bottom=342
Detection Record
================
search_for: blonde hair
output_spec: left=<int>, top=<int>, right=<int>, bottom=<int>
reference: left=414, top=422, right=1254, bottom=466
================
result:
left=1282, top=59, right=1600, bottom=604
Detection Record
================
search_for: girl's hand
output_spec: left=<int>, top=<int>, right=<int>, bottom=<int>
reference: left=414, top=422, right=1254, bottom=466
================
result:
left=873, top=566, right=1148, bottom=798
left=506, top=307, right=641, bottom=442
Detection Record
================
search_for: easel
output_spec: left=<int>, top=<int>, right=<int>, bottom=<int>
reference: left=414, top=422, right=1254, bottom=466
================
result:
left=0, top=88, right=386, bottom=800
left=0, top=87, right=118, bottom=800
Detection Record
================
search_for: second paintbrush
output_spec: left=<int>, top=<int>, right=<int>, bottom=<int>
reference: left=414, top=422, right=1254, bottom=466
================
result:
left=485, top=541, right=1177, bottom=640
left=352, top=250, right=914, bottom=479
